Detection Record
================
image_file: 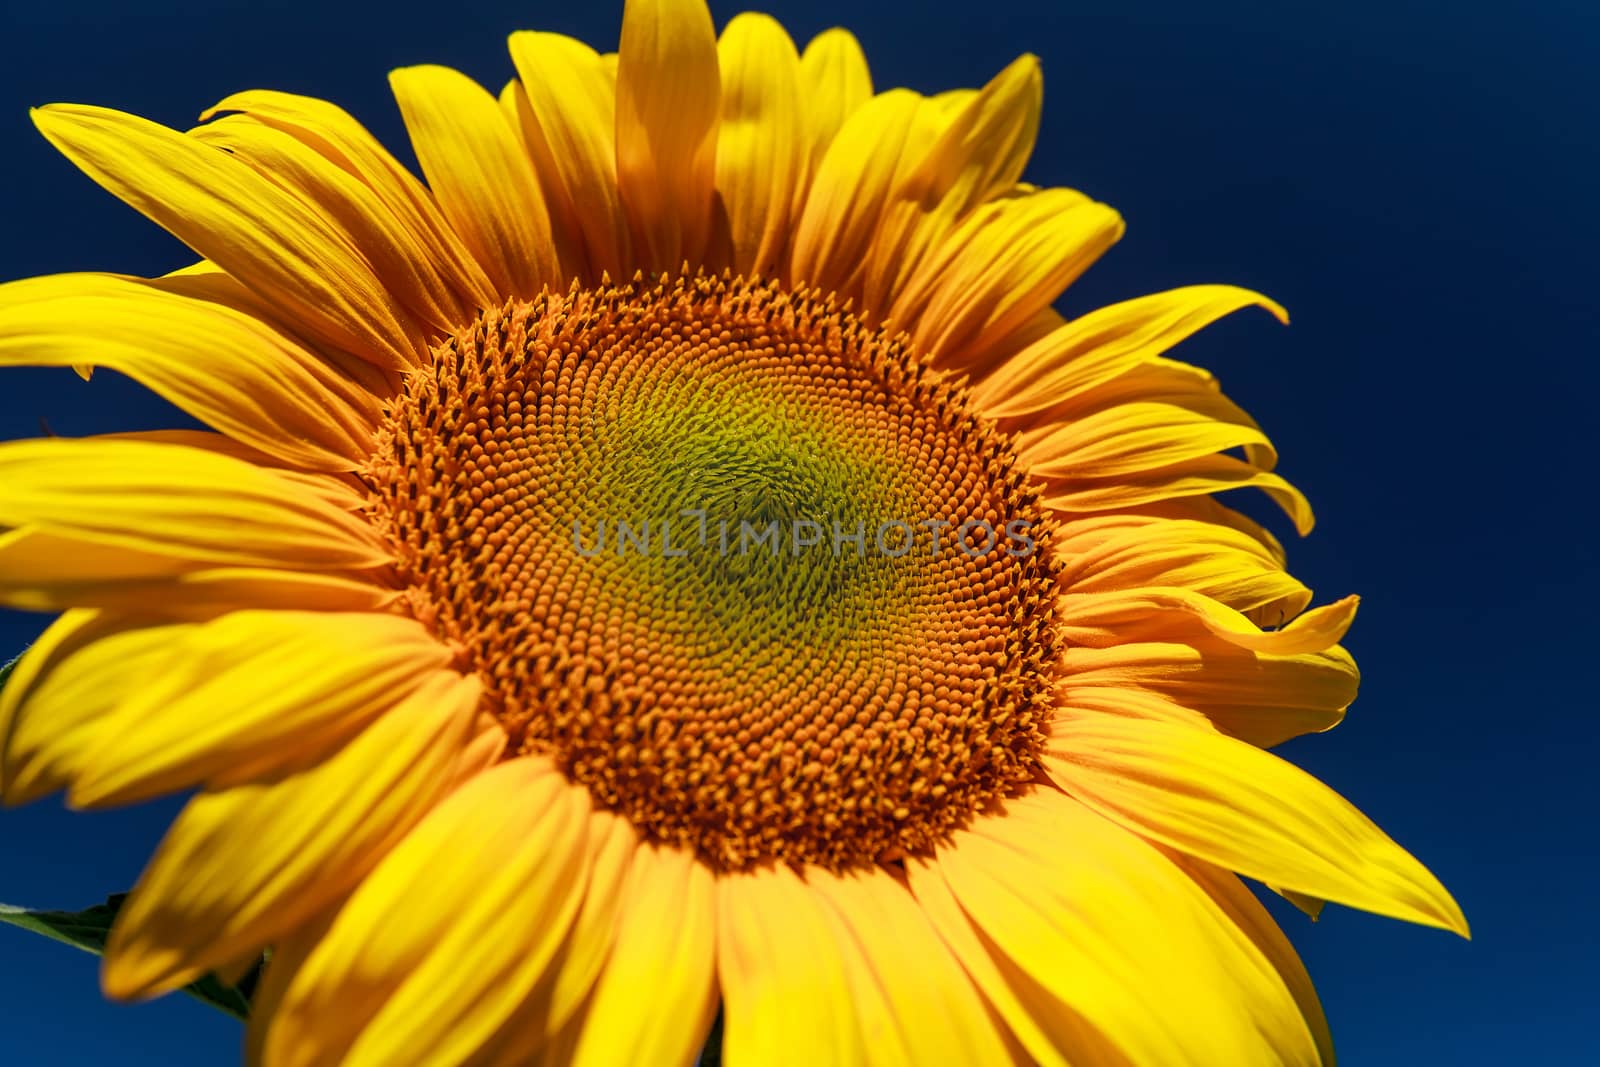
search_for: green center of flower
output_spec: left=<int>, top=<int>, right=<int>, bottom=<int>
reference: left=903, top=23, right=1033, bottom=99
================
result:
left=365, top=273, right=1062, bottom=871
left=580, top=386, right=913, bottom=655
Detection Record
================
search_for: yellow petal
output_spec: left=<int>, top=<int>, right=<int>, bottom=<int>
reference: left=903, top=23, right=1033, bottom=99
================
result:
left=892, top=188, right=1123, bottom=368
left=861, top=55, right=1044, bottom=316
left=197, top=90, right=499, bottom=315
left=715, top=14, right=807, bottom=277
left=244, top=913, right=333, bottom=1067
left=508, top=32, right=631, bottom=281
left=1128, top=494, right=1289, bottom=564
left=1054, top=685, right=1215, bottom=730
left=0, top=437, right=389, bottom=569
left=1022, top=400, right=1276, bottom=480
left=1045, top=715, right=1469, bottom=935
left=0, top=272, right=380, bottom=470
left=32, top=104, right=421, bottom=370
left=263, top=758, right=591, bottom=1067
left=567, top=843, right=718, bottom=1067
left=1177, top=857, right=1335, bottom=1066
left=615, top=0, right=722, bottom=271
left=476, top=811, right=639, bottom=1062
left=1055, top=514, right=1312, bottom=626
left=1058, top=640, right=1359, bottom=748
left=1017, top=349, right=1280, bottom=473
left=389, top=65, right=561, bottom=299
left=1277, top=886, right=1331, bottom=921
left=1055, top=586, right=1358, bottom=655
left=67, top=610, right=453, bottom=807
left=907, top=854, right=1119, bottom=1067
left=102, top=671, right=484, bottom=998
left=806, top=866, right=1015, bottom=1066
left=156, top=261, right=396, bottom=395
left=929, top=788, right=1321, bottom=1065
left=189, top=114, right=485, bottom=337
left=955, top=302, right=1067, bottom=384
left=0, top=528, right=394, bottom=615
left=0, top=529, right=186, bottom=613
left=496, top=79, right=591, bottom=282
left=1, top=611, right=193, bottom=805
left=973, top=285, right=1287, bottom=418
left=909, top=56, right=1041, bottom=209
left=717, top=863, right=860, bottom=1066
left=1043, top=452, right=1316, bottom=535
left=796, top=29, right=871, bottom=173
left=789, top=89, right=940, bottom=302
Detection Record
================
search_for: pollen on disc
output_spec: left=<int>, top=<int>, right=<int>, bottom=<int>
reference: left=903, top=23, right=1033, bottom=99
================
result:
left=365, top=272, right=1062, bottom=871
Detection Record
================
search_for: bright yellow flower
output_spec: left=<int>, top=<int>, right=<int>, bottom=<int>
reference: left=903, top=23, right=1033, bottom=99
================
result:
left=0, top=0, right=1465, bottom=1064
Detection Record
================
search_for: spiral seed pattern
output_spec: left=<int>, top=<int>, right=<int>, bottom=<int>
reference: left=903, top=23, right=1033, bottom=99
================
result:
left=365, top=273, right=1062, bottom=870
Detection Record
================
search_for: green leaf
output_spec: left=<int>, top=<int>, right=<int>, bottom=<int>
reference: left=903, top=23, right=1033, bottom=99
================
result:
left=0, top=893, right=259, bottom=1020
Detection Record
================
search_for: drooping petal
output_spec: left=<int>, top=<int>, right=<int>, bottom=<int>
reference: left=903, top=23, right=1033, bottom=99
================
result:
left=389, top=65, right=562, bottom=299
left=0, top=272, right=381, bottom=470
left=1045, top=715, right=1469, bottom=935
left=925, top=788, right=1321, bottom=1065
left=101, top=671, right=486, bottom=998
left=66, top=610, right=453, bottom=807
left=565, top=843, right=719, bottom=1067
left=263, top=758, right=591, bottom=1067
left=32, top=104, right=423, bottom=370
left=614, top=0, right=722, bottom=271
left=715, top=13, right=807, bottom=277
left=1056, top=586, right=1358, bottom=655
left=508, top=32, right=631, bottom=281
left=796, top=29, right=871, bottom=173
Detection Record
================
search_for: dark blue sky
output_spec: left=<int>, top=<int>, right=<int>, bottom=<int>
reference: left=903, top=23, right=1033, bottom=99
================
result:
left=1, top=0, right=1593, bottom=1063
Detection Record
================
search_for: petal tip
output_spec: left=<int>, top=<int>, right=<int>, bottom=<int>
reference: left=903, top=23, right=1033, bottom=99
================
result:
left=30, top=102, right=99, bottom=133
left=100, top=942, right=175, bottom=1003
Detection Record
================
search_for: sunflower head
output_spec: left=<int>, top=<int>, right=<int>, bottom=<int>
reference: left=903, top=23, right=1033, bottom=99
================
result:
left=0, top=1, right=1464, bottom=1064
left=366, top=270, right=1064, bottom=871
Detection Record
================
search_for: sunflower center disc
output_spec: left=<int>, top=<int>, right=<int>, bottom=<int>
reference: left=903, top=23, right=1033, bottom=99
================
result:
left=367, top=273, right=1062, bottom=870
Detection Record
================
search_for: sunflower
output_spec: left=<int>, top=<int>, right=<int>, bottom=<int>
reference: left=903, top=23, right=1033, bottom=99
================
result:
left=0, top=0, right=1465, bottom=1063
